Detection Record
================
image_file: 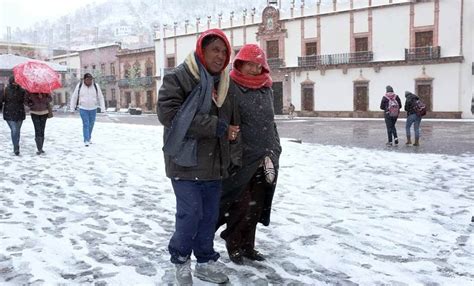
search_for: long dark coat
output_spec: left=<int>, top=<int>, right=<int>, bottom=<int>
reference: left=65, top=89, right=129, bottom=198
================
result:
left=220, top=84, right=282, bottom=226
left=0, top=84, right=26, bottom=121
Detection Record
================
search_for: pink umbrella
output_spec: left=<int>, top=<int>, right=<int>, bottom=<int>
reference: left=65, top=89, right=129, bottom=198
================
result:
left=13, top=61, right=62, bottom=93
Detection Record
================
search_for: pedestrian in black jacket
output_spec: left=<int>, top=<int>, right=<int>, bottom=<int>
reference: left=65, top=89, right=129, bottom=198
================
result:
left=216, top=44, right=281, bottom=265
left=157, top=28, right=238, bottom=285
left=24, top=92, right=52, bottom=155
left=404, top=91, right=422, bottom=146
left=380, top=85, right=402, bottom=146
left=0, top=76, right=27, bottom=155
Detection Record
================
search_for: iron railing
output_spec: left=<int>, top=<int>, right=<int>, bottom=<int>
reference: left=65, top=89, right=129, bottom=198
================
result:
left=405, top=46, right=441, bottom=61
left=298, top=51, right=373, bottom=67
left=267, top=58, right=284, bottom=69
left=118, top=76, right=154, bottom=88
left=99, top=75, right=116, bottom=83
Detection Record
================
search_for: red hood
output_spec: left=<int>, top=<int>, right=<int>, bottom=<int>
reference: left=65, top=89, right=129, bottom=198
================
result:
left=233, top=44, right=270, bottom=74
left=195, top=29, right=231, bottom=73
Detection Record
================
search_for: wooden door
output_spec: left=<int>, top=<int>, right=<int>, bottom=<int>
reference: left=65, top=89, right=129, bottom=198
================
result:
left=355, top=37, right=368, bottom=52
left=302, top=87, right=314, bottom=111
left=415, top=31, right=433, bottom=47
left=135, top=91, right=141, bottom=107
left=272, top=82, right=283, bottom=115
left=354, top=86, right=368, bottom=111
left=125, top=92, right=131, bottom=107
left=416, top=84, right=432, bottom=111
left=146, top=91, right=153, bottom=111
left=266, top=40, right=279, bottom=59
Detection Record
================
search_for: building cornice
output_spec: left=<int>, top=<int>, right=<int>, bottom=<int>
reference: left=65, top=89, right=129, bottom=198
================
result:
left=153, top=1, right=413, bottom=43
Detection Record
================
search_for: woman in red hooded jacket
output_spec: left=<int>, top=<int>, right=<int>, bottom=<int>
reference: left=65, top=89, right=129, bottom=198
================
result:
left=217, top=44, right=282, bottom=265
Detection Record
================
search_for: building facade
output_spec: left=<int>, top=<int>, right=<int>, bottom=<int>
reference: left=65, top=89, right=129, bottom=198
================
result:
left=78, top=43, right=121, bottom=109
left=0, top=41, right=50, bottom=60
left=154, top=0, right=473, bottom=119
left=117, top=47, right=156, bottom=111
left=49, top=52, right=81, bottom=106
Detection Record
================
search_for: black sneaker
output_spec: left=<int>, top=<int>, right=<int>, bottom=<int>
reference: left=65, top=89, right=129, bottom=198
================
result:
left=243, top=249, right=265, bottom=261
left=228, top=250, right=244, bottom=265
left=394, top=138, right=399, bottom=145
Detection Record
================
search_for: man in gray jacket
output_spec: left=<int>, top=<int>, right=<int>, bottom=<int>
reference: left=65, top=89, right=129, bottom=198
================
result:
left=157, top=28, right=239, bottom=285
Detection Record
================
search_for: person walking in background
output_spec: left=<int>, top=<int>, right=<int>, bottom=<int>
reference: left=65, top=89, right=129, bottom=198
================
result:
left=288, top=102, right=295, bottom=119
left=70, top=73, right=106, bottom=147
left=0, top=76, right=27, bottom=155
left=157, top=28, right=238, bottom=285
left=217, top=44, right=282, bottom=265
left=24, top=92, right=52, bottom=155
left=404, top=91, right=422, bottom=146
left=380, top=85, right=402, bottom=146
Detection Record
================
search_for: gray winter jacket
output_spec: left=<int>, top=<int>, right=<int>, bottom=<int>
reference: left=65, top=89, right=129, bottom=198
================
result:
left=157, top=63, right=236, bottom=180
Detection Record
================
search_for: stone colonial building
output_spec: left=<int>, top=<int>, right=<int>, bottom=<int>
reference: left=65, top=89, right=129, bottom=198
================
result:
left=49, top=52, right=81, bottom=106
left=78, top=43, right=121, bottom=109
left=154, top=0, right=473, bottom=118
left=117, top=47, right=156, bottom=111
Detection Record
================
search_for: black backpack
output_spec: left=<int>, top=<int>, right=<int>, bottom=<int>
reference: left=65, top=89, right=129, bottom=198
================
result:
left=413, top=99, right=427, bottom=117
left=76, top=81, right=98, bottom=109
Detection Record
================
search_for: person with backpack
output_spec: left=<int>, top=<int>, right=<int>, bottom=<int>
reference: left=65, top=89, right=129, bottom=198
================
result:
left=380, top=85, right=402, bottom=146
left=288, top=102, right=296, bottom=119
left=70, top=73, right=106, bottom=147
left=0, top=76, right=27, bottom=155
left=404, top=91, right=423, bottom=146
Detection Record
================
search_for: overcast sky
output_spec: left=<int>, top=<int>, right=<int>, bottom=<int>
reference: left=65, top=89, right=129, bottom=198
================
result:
left=0, top=0, right=106, bottom=36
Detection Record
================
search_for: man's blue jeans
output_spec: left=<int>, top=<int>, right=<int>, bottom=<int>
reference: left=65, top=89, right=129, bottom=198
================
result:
left=168, top=179, right=222, bottom=264
left=406, top=113, right=422, bottom=139
left=79, top=108, right=97, bottom=143
left=6, top=120, right=23, bottom=152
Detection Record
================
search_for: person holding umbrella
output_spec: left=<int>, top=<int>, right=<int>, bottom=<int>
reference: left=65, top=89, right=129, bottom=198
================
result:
left=24, top=91, right=52, bottom=155
left=69, top=73, right=106, bottom=147
left=0, top=76, right=27, bottom=156
left=12, top=60, right=62, bottom=155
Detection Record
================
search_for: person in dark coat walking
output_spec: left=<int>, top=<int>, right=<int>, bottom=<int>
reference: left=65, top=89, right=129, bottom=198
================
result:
left=380, top=85, right=402, bottom=146
left=404, top=91, right=422, bottom=146
left=25, top=92, right=52, bottom=155
left=157, top=28, right=238, bottom=285
left=0, top=76, right=27, bottom=155
left=217, top=44, right=282, bottom=265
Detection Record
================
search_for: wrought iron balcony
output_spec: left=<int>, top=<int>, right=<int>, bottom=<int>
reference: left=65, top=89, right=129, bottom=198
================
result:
left=100, top=75, right=117, bottom=83
left=118, top=76, right=154, bottom=88
left=267, top=58, right=284, bottom=69
left=298, top=51, right=373, bottom=67
left=405, top=46, right=441, bottom=61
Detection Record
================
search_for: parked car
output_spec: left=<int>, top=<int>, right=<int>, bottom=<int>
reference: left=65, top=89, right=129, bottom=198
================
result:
left=129, top=107, right=142, bottom=115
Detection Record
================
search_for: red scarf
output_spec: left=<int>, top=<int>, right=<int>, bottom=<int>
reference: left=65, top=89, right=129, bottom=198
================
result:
left=230, top=68, right=272, bottom=89
left=230, top=44, right=273, bottom=89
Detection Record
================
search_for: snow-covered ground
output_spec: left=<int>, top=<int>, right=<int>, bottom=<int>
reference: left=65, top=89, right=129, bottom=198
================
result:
left=0, top=117, right=473, bottom=285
